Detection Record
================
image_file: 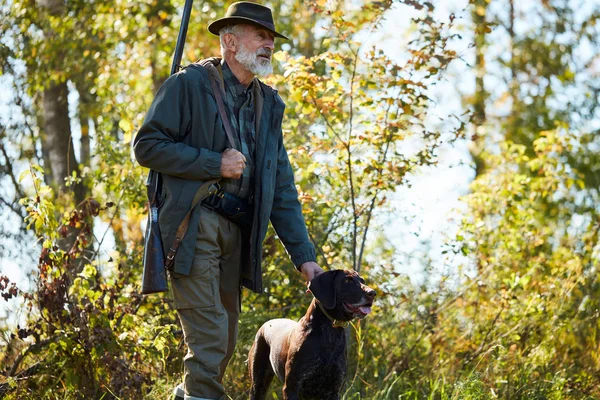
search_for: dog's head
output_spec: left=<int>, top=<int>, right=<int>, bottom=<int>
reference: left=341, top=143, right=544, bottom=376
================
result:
left=308, top=269, right=376, bottom=321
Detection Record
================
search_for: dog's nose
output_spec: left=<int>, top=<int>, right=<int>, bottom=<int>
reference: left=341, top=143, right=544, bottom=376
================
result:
left=365, top=288, right=376, bottom=299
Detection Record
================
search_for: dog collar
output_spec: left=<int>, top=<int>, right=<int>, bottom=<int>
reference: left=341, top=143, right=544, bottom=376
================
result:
left=316, top=300, right=350, bottom=328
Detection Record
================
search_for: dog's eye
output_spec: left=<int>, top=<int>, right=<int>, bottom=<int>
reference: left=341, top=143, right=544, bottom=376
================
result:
left=345, top=277, right=354, bottom=283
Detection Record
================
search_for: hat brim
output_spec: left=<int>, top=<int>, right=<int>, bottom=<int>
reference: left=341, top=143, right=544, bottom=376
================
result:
left=208, top=17, right=289, bottom=40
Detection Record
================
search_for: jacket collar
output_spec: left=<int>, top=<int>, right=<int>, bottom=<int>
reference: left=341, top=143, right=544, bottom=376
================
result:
left=197, top=57, right=269, bottom=138
left=197, top=57, right=271, bottom=102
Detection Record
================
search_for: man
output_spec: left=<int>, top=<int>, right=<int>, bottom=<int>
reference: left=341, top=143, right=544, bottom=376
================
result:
left=133, top=2, right=323, bottom=400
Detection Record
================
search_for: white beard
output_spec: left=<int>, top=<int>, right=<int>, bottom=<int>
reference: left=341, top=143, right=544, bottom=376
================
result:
left=235, top=42, right=273, bottom=76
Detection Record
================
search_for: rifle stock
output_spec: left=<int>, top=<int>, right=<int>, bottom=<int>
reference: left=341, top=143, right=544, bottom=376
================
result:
left=141, top=171, right=167, bottom=294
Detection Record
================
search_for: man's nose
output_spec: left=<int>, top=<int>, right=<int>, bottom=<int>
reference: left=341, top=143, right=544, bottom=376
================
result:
left=264, top=38, right=274, bottom=51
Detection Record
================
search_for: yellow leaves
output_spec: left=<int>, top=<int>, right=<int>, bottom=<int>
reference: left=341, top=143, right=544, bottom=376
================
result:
left=290, top=89, right=303, bottom=103
left=79, top=264, right=98, bottom=280
left=299, top=192, right=314, bottom=204
left=331, top=69, right=342, bottom=81
left=301, top=104, right=313, bottom=115
left=475, top=23, right=492, bottom=35
left=359, top=79, right=378, bottom=90
left=157, top=10, right=169, bottom=21
left=273, top=50, right=289, bottom=63
left=38, top=185, right=53, bottom=197
left=565, top=178, right=585, bottom=190
left=119, top=119, right=133, bottom=143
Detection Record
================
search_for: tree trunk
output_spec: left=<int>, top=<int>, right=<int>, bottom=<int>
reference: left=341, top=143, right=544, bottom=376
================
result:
left=79, top=115, right=90, bottom=170
left=38, top=0, right=84, bottom=204
left=470, top=0, right=488, bottom=179
left=41, top=72, right=85, bottom=206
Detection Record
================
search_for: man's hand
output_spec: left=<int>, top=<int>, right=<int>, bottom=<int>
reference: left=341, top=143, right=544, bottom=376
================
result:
left=299, top=261, right=324, bottom=283
left=221, top=148, right=246, bottom=179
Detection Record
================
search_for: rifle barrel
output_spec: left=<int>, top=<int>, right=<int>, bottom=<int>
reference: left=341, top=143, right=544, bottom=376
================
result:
left=170, top=0, right=194, bottom=76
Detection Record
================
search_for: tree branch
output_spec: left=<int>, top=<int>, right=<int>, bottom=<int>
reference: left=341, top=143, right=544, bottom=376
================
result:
left=6, top=337, right=56, bottom=378
left=308, top=231, right=331, bottom=270
left=0, top=141, right=26, bottom=200
left=356, top=92, right=400, bottom=271
left=310, top=96, right=346, bottom=146
left=467, top=304, right=505, bottom=362
left=0, top=362, right=41, bottom=396
left=0, top=197, right=27, bottom=222
left=90, top=189, right=124, bottom=263
left=347, top=47, right=360, bottom=270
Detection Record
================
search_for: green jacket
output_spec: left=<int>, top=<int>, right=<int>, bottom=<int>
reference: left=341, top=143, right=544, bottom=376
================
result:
left=134, top=58, right=316, bottom=293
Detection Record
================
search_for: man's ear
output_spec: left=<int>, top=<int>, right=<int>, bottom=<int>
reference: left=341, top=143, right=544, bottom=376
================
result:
left=222, top=33, right=237, bottom=52
left=308, top=270, right=341, bottom=309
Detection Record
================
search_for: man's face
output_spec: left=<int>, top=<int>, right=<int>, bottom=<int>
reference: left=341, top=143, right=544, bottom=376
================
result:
left=233, top=24, right=275, bottom=76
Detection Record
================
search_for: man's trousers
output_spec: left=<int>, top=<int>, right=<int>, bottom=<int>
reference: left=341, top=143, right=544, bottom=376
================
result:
left=170, top=206, right=242, bottom=400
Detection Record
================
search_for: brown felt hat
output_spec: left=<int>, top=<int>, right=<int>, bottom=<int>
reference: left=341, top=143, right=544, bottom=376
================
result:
left=208, top=2, right=289, bottom=40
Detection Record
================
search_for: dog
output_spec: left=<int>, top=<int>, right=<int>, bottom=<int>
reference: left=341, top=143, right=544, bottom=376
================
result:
left=248, top=269, right=376, bottom=400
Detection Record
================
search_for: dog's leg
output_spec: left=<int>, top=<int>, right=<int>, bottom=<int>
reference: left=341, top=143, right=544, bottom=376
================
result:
left=249, top=333, right=275, bottom=400
left=282, top=383, right=301, bottom=400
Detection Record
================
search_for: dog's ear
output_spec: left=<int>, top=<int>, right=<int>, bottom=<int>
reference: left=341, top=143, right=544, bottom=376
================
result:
left=308, top=270, right=341, bottom=309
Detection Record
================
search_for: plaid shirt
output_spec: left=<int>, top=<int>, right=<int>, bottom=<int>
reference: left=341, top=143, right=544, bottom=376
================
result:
left=219, top=61, right=256, bottom=200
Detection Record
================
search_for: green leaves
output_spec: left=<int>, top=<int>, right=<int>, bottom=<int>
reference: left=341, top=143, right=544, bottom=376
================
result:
left=272, top=4, right=463, bottom=272
left=9, top=0, right=600, bottom=398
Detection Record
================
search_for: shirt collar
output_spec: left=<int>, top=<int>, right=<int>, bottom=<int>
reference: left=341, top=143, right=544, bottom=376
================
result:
left=221, top=60, right=254, bottom=98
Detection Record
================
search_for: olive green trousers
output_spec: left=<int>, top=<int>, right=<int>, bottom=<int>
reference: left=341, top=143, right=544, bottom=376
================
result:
left=170, top=206, right=241, bottom=400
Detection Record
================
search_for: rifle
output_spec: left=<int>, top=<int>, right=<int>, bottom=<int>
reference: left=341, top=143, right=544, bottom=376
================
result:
left=141, top=0, right=194, bottom=294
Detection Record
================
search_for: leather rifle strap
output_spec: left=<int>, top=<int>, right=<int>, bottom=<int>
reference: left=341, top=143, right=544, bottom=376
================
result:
left=208, top=74, right=238, bottom=150
left=164, top=70, right=240, bottom=270
left=165, top=178, right=219, bottom=270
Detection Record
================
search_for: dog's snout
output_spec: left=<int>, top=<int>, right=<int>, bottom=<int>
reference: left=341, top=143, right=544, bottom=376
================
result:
left=365, top=287, right=376, bottom=299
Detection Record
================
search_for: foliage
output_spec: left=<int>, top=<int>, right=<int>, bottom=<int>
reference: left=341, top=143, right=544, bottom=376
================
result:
left=1, top=0, right=599, bottom=399
left=450, top=0, right=600, bottom=397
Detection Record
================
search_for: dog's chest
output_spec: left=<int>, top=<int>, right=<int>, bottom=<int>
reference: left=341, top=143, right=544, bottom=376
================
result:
left=296, top=355, right=346, bottom=399
left=295, top=328, right=347, bottom=398
left=299, top=362, right=345, bottom=399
